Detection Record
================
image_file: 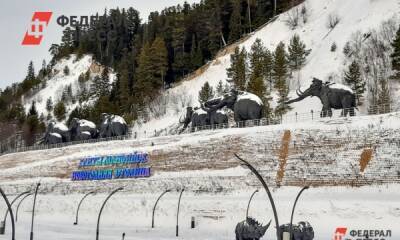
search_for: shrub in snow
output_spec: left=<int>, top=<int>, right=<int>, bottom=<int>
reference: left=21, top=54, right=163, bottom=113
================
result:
left=327, top=13, right=340, bottom=29
left=331, top=42, right=337, bottom=52
left=63, top=65, right=70, bottom=75
left=284, top=7, right=300, bottom=29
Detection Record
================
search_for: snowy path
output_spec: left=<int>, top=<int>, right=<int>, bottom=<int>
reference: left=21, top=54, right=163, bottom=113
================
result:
left=0, top=185, right=399, bottom=240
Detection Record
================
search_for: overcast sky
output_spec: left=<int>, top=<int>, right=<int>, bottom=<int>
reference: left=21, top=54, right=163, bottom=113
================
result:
left=0, top=0, right=200, bottom=89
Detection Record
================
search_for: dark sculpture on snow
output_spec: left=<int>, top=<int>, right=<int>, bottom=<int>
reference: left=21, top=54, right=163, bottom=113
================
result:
left=179, top=106, right=228, bottom=133
left=235, top=217, right=271, bottom=240
left=69, top=118, right=97, bottom=141
left=205, top=89, right=263, bottom=122
left=285, top=78, right=356, bottom=117
left=99, top=113, right=128, bottom=138
left=279, top=221, right=314, bottom=240
left=43, top=121, right=70, bottom=144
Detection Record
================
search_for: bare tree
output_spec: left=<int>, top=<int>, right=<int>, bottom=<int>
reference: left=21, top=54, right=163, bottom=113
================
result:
left=327, top=13, right=340, bottom=29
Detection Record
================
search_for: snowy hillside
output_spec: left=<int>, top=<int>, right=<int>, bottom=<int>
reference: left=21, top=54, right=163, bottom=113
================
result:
left=22, top=54, right=116, bottom=120
left=133, top=0, right=400, bottom=134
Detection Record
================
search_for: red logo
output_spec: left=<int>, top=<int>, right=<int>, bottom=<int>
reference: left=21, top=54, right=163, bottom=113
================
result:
left=22, top=12, right=52, bottom=45
left=333, top=227, right=348, bottom=240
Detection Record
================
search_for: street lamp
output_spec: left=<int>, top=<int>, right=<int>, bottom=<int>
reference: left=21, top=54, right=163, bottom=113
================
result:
left=74, top=191, right=96, bottom=225
left=16, top=193, right=33, bottom=222
left=176, top=188, right=184, bottom=237
left=288, top=186, right=309, bottom=240
left=234, top=153, right=281, bottom=240
left=0, top=187, right=16, bottom=240
left=152, top=189, right=171, bottom=228
left=96, top=187, right=123, bottom=240
left=246, top=189, right=259, bottom=219
left=30, top=182, right=41, bottom=240
left=2, top=191, right=30, bottom=233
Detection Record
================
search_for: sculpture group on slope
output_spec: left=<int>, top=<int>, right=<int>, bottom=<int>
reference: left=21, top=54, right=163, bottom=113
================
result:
left=179, top=89, right=264, bottom=133
left=41, top=113, right=128, bottom=144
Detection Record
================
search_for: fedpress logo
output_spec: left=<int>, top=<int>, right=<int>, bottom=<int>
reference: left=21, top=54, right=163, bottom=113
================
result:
left=333, top=227, right=347, bottom=240
left=22, top=12, right=53, bottom=45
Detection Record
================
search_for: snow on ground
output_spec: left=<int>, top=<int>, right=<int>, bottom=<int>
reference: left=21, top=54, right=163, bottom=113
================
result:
left=133, top=0, right=400, bottom=135
left=0, top=185, right=399, bottom=240
left=22, top=54, right=116, bottom=121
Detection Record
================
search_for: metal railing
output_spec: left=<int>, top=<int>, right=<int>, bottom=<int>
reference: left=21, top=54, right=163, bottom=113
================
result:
left=0, top=103, right=397, bottom=156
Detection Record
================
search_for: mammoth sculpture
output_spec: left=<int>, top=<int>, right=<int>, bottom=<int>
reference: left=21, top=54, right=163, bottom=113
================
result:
left=99, top=113, right=128, bottom=138
left=69, top=118, right=97, bottom=141
left=286, top=78, right=356, bottom=117
left=43, top=121, right=70, bottom=144
left=179, top=106, right=229, bottom=133
left=235, top=217, right=271, bottom=240
left=179, top=107, right=210, bottom=133
left=205, top=89, right=263, bottom=122
left=279, top=221, right=314, bottom=240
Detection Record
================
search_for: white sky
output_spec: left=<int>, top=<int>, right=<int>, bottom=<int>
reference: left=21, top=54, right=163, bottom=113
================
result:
left=0, top=0, right=200, bottom=89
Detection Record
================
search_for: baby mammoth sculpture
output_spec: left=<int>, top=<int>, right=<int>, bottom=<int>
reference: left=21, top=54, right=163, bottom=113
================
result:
left=205, top=89, right=264, bottom=122
left=69, top=118, right=97, bottom=141
left=235, top=217, right=271, bottom=240
left=43, top=121, right=70, bottom=144
left=99, top=113, right=128, bottom=138
left=286, top=78, right=356, bottom=117
left=179, top=106, right=228, bottom=133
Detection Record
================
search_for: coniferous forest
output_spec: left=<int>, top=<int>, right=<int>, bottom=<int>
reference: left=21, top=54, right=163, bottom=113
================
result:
left=0, top=0, right=302, bottom=144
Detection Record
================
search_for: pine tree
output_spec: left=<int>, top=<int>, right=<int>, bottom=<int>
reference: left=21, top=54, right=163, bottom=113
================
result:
left=263, top=48, right=274, bottom=91
left=135, top=42, right=161, bottom=99
left=28, top=101, right=38, bottom=116
left=198, top=81, right=214, bottom=104
left=376, top=70, right=391, bottom=113
left=27, top=61, right=35, bottom=81
left=226, top=47, right=248, bottom=91
left=288, top=34, right=307, bottom=71
left=390, top=26, right=400, bottom=79
left=216, top=80, right=225, bottom=96
left=24, top=101, right=40, bottom=146
left=100, top=67, right=110, bottom=95
left=273, top=42, right=289, bottom=88
left=273, top=42, right=291, bottom=116
left=54, top=101, right=66, bottom=121
left=229, top=0, right=242, bottom=43
left=247, top=39, right=272, bottom=117
left=150, top=37, right=168, bottom=87
left=344, top=60, right=366, bottom=105
left=46, top=97, right=53, bottom=112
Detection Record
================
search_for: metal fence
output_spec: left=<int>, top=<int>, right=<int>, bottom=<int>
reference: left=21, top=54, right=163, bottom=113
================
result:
left=0, top=103, right=397, bottom=156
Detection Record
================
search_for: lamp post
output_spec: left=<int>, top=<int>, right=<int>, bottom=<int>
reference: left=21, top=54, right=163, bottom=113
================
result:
left=289, top=186, right=309, bottom=240
left=2, top=191, right=30, bottom=232
left=176, top=188, right=184, bottom=237
left=152, top=189, right=171, bottom=228
left=0, top=187, right=16, bottom=240
left=234, top=153, right=281, bottom=240
left=16, top=193, right=33, bottom=222
left=96, top=187, right=123, bottom=240
left=30, top=182, right=41, bottom=240
left=74, top=191, right=96, bottom=225
left=246, top=189, right=259, bottom=219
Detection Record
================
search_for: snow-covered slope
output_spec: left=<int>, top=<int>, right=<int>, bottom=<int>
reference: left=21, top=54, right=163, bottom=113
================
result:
left=22, top=54, right=116, bottom=120
left=134, top=0, right=400, bottom=134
